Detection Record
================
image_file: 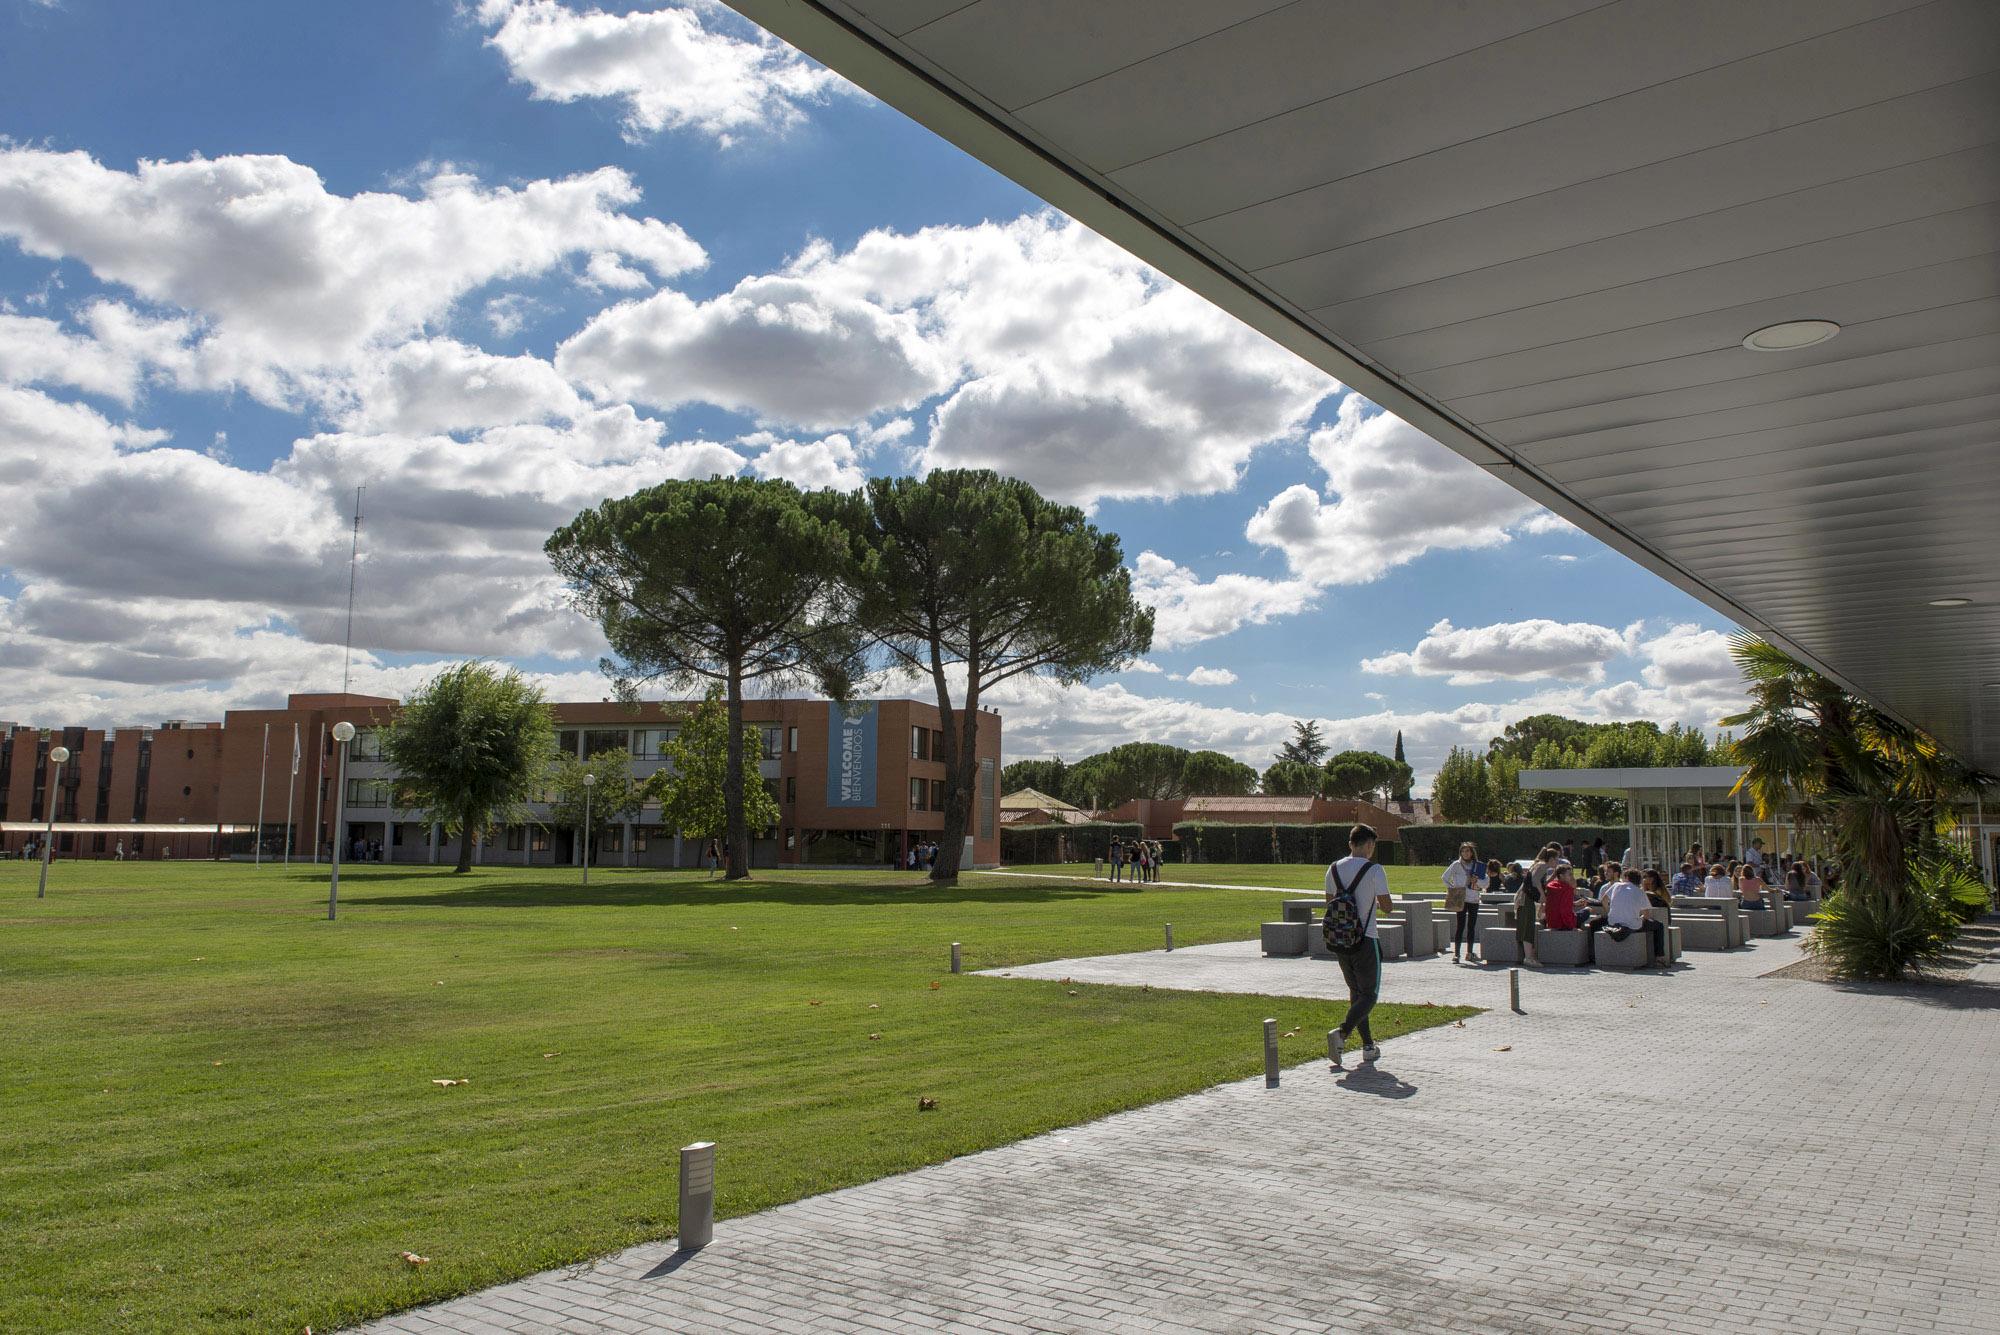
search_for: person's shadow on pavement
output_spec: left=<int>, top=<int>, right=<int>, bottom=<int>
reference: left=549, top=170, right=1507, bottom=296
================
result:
left=1334, top=1065, right=1418, bottom=1099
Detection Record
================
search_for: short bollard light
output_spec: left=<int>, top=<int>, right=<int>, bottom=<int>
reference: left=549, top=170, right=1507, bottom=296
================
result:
left=950, top=942, right=961, bottom=974
left=678, top=1141, right=716, bottom=1251
left=1262, top=1017, right=1279, bottom=1088
left=1164, top=923, right=1174, bottom=951
left=1509, top=967, right=1523, bottom=1014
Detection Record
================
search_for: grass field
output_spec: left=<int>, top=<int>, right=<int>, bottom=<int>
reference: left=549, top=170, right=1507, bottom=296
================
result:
left=1001, top=861, right=1451, bottom=893
left=1, top=861, right=1470, bottom=1333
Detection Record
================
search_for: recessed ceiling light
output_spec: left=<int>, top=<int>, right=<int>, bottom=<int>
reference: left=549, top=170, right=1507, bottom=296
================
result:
left=1928, top=597, right=1973, bottom=607
left=1742, top=319, right=1840, bottom=352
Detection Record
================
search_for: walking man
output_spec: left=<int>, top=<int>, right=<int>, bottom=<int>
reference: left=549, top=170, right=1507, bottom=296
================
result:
left=1326, top=823, right=1395, bottom=1068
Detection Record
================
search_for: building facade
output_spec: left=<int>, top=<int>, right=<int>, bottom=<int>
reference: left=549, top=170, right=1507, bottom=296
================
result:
left=2, top=693, right=1003, bottom=868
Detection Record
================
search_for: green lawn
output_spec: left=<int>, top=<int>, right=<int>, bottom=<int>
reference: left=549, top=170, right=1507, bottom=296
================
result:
left=1003, top=861, right=1452, bottom=893
left=1, top=861, right=1469, bottom=1333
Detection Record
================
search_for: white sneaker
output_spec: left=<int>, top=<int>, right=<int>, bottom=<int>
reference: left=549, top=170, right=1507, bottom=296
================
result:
left=1362, top=1044, right=1382, bottom=1062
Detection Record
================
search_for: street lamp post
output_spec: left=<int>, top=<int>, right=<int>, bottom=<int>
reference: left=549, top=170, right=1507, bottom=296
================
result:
left=582, top=770, right=597, bottom=886
left=328, top=722, right=354, bottom=920
left=36, top=745, right=70, bottom=899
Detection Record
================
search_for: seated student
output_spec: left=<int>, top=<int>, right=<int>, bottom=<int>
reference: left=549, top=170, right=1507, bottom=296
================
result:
left=1587, top=870, right=1667, bottom=966
left=1785, top=860, right=1809, bottom=900
left=1542, top=859, right=1582, bottom=933
left=1640, top=867, right=1673, bottom=910
left=1670, top=861, right=1701, bottom=896
left=1737, top=863, right=1769, bottom=909
left=1702, top=862, right=1735, bottom=899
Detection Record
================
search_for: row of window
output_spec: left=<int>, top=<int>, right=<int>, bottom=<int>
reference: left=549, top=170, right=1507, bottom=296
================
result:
left=557, top=726, right=801, bottom=760
left=910, top=726, right=946, bottom=761
left=909, top=778, right=947, bottom=811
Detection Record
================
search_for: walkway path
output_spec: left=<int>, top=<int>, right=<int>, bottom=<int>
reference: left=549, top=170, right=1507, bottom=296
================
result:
left=977, top=867, right=1314, bottom=895
left=355, top=931, right=2000, bottom=1334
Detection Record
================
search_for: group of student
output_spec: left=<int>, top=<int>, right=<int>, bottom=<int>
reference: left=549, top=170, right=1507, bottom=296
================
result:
left=1669, top=843, right=1833, bottom=906
left=1100, top=837, right=1164, bottom=883
left=903, top=841, right=941, bottom=872
left=1439, top=842, right=1672, bottom=968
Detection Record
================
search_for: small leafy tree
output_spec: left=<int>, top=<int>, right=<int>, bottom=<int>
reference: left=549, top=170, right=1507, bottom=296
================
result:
left=547, top=750, right=645, bottom=860
left=547, top=477, right=862, bottom=881
left=1278, top=720, right=1329, bottom=767
left=383, top=662, right=557, bottom=873
left=851, top=470, right=1152, bottom=885
left=1432, top=746, right=1495, bottom=822
left=651, top=689, right=780, bottom=847
left=1261, top=759, right=1321, bottom=797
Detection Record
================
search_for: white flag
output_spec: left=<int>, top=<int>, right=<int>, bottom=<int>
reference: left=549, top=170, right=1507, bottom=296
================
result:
left=291, top=724, right=302, bottom=777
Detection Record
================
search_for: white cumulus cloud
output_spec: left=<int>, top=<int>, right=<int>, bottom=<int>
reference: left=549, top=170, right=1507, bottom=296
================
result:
left=1361, top=617, right=1640, bottom=686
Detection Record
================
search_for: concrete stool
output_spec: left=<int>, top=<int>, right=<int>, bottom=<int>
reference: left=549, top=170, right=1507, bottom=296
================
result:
left=1480, top=926, right=1519, bottom=963
left=1537, top=929, right=1589, bottom=967
left=1282, top=899, right=1321, bottom=925
left=1433, top=917, right=1453, bottom=954
left=1261, top=921, right=1308, bottom=956
left=1377, top=921, right=1407, bottom=960
left=1675, top=915, right=1730, bottom=950
left=1740, top=905, right=1780, bottom=937
left=1400, top=901, right=1436, bottom=957
left=1592, top=930, right=1654, bottom=970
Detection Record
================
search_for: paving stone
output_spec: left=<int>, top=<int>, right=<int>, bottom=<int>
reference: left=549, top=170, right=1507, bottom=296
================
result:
left=351, top=932, right=2000, bottom=1335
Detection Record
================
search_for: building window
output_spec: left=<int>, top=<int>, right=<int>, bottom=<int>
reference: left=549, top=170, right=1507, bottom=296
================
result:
left=632, top=827, right=650, bottom=852
left=787, top=726, right=798, bottom=753
left=530, top=826, right=551, bottom=853
left=911, top=726, right=928, bottom=760
left=558, top=729, right=579, bottom=756
left=506, top=825, right=524, bottom=851
left=351, top=728, right=383, bottom=760
left=931, top=779, right=945, bottom=812
left=583, top=729, right=629, bottom=757
left=345, top=778, right=391, bottom=807
left=762, top=727, right=783, bottom=760
left=932, top=729, right=945, bottom=759
left=785, top=776, right=796, bottom=804
left=910, top=777, right=926, bottom=810
left=602, top=825, right=623, bottom=853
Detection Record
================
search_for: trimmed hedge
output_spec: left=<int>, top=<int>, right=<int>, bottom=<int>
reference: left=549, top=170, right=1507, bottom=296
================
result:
left=1173, top=822, right=1401, bottom=867
left=1001, top=821, right=1143, bottom=864
left=1399, top=823, right=1627, bottom=866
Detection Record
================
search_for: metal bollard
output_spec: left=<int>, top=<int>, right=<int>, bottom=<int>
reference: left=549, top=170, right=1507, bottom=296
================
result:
left=1164, top=923, right=1174, bottom=951
left=1509, top=967, right=1523, bottom=1014
left=678, top=1141, right=715, bottom=1250
left=1263, top=1017, right=1279, bottom=1088
left=950, top=942, right=961, bottom=974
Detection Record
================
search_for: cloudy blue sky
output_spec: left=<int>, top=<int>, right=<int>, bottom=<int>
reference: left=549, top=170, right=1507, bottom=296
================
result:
left=0, top=0, right=1748, bottom=788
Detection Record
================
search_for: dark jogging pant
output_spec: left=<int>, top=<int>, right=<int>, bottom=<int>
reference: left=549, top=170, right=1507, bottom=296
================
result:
left=1453, top=903, right=1481, bottom=951
left=1334, top=938, right=1382, bottom=1046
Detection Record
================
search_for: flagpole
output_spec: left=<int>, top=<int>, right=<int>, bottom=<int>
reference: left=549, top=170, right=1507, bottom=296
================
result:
left=282, top=723, right=298, bottom=866
left=312, top=721, right=326, bottom=864
left=255, top=723, right=269, bottom=868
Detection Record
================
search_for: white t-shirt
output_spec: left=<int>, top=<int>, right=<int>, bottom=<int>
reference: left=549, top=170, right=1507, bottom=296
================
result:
left=1604, top=881, right=1649, bottom=930
left=1442, top=858, right=1485, bottom=903
left=1745, top=847, right=1765, bottom=869
left=1703, top=874, right=1734, bottom=899
left=1327, top=855, right=1389, bottom=939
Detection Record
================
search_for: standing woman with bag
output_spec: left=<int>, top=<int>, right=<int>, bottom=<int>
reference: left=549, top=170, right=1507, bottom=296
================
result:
left=1442, top=842, right=1486, bottom=964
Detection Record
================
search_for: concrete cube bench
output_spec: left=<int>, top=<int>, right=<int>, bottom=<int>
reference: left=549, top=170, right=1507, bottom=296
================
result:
left=1396, top=901, right=1436, bottom=957
left=1261, top=921, right=1308, bottom=956
left=1305, top=921, right=1404, bottom=961
left=1738, top=905, right=1781, bottom=937
left=1674, top=914, right=1732, bottom=951
left=1480, top=926, right=1521, bottom=963
left=1537, top=929, right=1590, bottom=967
left=1282, top=899, right=1321, bottom=925
left=1592, top=928, right=1659, bottom=969
left=1673, top=899, right=1747, bottom=948
left=1433, top=917, right=1454, bottom=954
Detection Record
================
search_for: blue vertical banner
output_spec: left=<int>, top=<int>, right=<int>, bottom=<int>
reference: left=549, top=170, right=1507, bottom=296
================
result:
left=826, top=701, right=878, bottom=807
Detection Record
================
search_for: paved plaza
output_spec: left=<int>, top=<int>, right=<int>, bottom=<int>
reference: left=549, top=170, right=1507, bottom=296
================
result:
left=356, top=930, right=2000, bottom=1334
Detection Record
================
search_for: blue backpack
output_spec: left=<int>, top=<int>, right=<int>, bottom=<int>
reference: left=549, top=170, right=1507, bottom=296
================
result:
left=1323, top=859, right=1376, bottom=954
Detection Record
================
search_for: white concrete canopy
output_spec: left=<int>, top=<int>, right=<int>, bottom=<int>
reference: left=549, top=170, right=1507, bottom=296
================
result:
left=1520, top=765, right=1745, bottom=798
left=726, top=0, right=2000, bottom=770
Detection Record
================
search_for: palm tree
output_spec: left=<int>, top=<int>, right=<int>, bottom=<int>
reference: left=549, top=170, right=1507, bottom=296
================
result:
left=1723, top=634, right=1987, bottom=970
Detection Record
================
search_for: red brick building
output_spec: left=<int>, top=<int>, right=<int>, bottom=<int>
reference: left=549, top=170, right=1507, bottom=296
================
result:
left=2, top=693, right=1002, bottom=868
left=1102, top=794, right=1408, bottom=843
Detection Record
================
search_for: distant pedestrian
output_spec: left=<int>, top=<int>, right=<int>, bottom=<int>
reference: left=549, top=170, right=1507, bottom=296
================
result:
left=705, top=839, right=720, bottom=878
left=115, top=839, right=125, bottom=861
left=1108, top=838, right=1124, bottom=883
left=1442, top=842, right=1487, bottom=965
left=1325, top=824, right=1394, bottom=1068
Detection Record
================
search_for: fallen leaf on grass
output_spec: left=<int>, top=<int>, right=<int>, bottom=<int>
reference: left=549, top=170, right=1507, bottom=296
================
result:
left=431, top=1078, right=469, bottom=1087
left=807, top=1000, right=823, bottom=1006
left=541, top=1052, right=560, bottom=1059
left=928, top=980, right=941, bottom=990
left=867, top=1003, right=879, bottom=1010
left=1492, top=1045, right=1512, bottom=1053
left=867, top=1032, right=882, bottom=1041
left=728, top=926, right=738, bottom=931
left=917, top=1097, right=938, bottom=1112
left=434, top=981, right=444, bottom=986
left=1067, top=990, right=1079, bottom=996
left=1280, top=1029, right=1300, bottom=1039
left=211, top=1060, right=224, bottom=1067
left=400, top=1252, right=430, bottom=1267
left=1453, top=1021, right=1466, bottom=1028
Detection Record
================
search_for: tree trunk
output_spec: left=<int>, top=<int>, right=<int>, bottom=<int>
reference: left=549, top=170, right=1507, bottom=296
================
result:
left=930, top=680, right=983, bottom=887
left=724, top=658, right=749, bottom=881
left=455, top=808, right=474, bottom=874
